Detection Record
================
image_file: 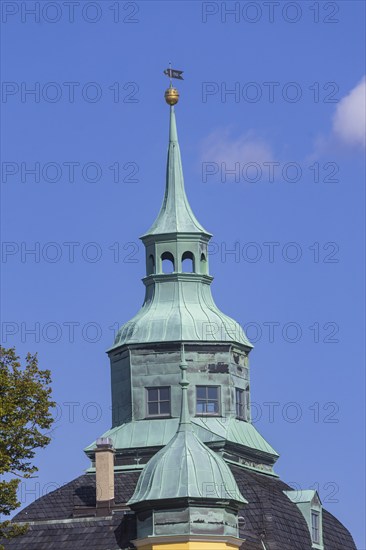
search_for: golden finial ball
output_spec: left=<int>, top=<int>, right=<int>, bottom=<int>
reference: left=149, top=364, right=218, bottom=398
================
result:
left=165, top=86, right=179, bottom=105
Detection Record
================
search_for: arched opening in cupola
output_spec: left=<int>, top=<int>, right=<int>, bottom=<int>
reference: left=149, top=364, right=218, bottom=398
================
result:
left=161, top=252, right=175, bottom=273
left=181, top=251, right=195, bottom=273
left=147, top=254, right=155, bottom=275
left=200, top=253, right=207, bottom=274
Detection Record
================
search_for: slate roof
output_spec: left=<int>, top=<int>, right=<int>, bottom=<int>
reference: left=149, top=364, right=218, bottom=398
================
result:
left=4, top=517, right=132, bottom=550
left=13, top=471, right=140, bottom=522
left=2, top=466, right=356, bottom=550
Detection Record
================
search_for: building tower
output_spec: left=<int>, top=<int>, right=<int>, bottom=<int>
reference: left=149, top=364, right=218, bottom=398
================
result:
left=85, top=82, right=279, bottom=478
left=4, top=78, right=357, bottom=550
left=128, top=345, right=247, bottom=549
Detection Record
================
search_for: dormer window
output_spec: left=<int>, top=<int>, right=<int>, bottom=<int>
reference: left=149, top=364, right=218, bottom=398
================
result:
left=311, top=510, right=320, bottom=544
left=283, top=489, right=323, bottom=549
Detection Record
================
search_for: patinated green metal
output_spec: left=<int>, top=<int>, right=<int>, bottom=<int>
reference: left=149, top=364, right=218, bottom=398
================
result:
left=142, top=106, right=209, bottom=237
left=86, top=99, right=278, bottom=478
left=110, top=274, right=253, bottom=348
left=128, top=346, right=247, bottom=505
left=85, top=417, right=278, bottom=461
left=110, top=106, right=252, bottom=349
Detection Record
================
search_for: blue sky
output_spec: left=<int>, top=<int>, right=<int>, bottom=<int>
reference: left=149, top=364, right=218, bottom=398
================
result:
left=1, top=1, right=365, bottom=546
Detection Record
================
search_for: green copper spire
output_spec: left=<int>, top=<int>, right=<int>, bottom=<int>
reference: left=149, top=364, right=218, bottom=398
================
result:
left=142, top=106, right=210, bottom=237
left=110, top=100, right=253, bottom=349
left=169, top=103, right=178, bottom=142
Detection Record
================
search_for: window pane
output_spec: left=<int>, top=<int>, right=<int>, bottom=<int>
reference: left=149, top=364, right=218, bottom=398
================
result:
left=206, top=401, right=219, bottom=414
left=236, top=388, right=242, bottom=402
left=197, top=387, right=206, bottom=399
left=159, top=401, right=170, bottom=414
left=196, top=401, right=205, bottom=414
left=236, top=388, right=246, bottom=419
left=148, top=402, right=159, bottom=415
left=148, top=388, right=158, bottom=402
left=207, top=387, right=218, bottom=400
left=159, top=387, right=170, bottom=401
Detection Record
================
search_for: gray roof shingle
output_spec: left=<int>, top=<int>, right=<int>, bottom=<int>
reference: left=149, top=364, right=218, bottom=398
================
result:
left=2, top=466, right=356, bottom=550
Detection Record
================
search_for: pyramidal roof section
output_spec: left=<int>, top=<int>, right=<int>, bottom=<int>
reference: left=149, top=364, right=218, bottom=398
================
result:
left=141, top=106, right=211, bottom=238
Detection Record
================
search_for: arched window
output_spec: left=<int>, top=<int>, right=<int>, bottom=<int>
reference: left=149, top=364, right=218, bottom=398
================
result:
left=182, top=251, right=195, bottom=273
left=147, top=254, right=155, bottom=275
left=161, top=252, right=175, bottom=273
left=200, top=253, right=207, bottom=274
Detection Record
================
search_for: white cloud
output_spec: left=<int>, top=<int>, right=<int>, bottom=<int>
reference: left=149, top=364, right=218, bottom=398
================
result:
left=201, top=128, right=274, bottom=167
left=332, top=76, right=366, bottom=150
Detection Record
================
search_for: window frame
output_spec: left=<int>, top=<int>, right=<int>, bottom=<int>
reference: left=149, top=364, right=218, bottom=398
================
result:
left=195, top=385, right=221, bottom=416
left=311, top=510, right=320, bottom=544
left=146, top=386, right=171, bottom=418
left=235, top=387, right=247, bottom=420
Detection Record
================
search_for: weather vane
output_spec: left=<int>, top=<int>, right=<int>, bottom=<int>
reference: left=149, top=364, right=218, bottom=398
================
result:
left=163, top=63, right=183, bottom=105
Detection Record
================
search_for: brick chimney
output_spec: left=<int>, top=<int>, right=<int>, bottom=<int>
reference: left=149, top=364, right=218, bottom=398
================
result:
left=95, top=437, right=115, bottom=515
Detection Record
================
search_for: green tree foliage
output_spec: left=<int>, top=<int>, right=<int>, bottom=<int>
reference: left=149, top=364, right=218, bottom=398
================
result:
left=0, top=347, right=55, bottom=547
